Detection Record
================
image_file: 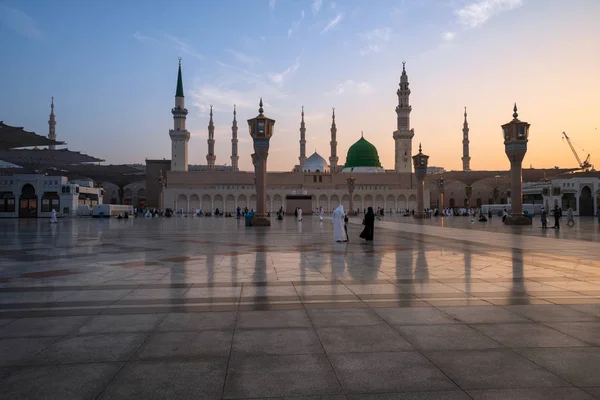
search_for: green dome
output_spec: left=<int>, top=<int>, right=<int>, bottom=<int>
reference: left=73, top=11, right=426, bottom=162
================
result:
left=344, top=137, right=382, bottom=168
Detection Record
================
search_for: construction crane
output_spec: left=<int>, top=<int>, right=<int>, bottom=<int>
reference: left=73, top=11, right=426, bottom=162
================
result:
left=562, top=131, right=593, bottom=171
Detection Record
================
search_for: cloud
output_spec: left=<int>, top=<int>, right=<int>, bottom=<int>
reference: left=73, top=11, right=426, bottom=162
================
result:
left=442, top=31, right=456, bottom=42
left=267, top=57, right=300, bottom=87
left=321, top=14, right=343, bottom=34
left=190, top=86, right=256, bottom=113
left=288, top=10, right=305, bottom=37
left=358, top=27, right=392, bottom=55
left=456, top=0, right=523, bottom=29
left=225, top=49, right=260, bottom=67
left=269, top=0, right=276, bottom=10
left=215, top=61, right=262, bottom=80
left=326, top=80, right=373, bottom=95
left=0, top=4, right=41, bottom=39
left=163, top=34, right=203, bottom=60
left=312, top=0, right=323, bottom=15
left=133, top=32, right=161, bottom=44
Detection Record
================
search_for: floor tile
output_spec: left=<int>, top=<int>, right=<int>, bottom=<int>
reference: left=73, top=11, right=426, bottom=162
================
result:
left=467, top=387, right=595, bottom=400
left=346, top=392, right=471, bottom=400
left=503, top=305, right=599, bottom=322
left=396, top=324, right=503, bottom=350
left=34, top=333, right=147, bottom=364
left=426, top=349, right=568, bottom=389
left=438, top=306, right=530, bottom=323
left=0, top=316, right=89, bottom=337
left=233, top=328, right=322, bottom=355
left=329, top=351, right=457, bottom=393
left=317, top=325, right=413, bottom=353
left=98, top=360, right=227, bottom=400
left=77, top=314, right=165, bottom=333
left=472, top=323, right=589, bottom=347
left=544, top=322, right=600, bottom=345
left=0, top=363, right=122, bottom=400
left=223, top=354, right=341, bottom=399
left=157, top=312, right=237, bottom=331
left=0, top=337, right=56, bottom=366
left=307, top=308, right=384, bottom=327
left=237, top=310, right=312, bottom=329
left=516, top=347, right=600, bottom=386
left=136, top=330, right=232, bottom=359
left=569, top=304, right=600, bottom=318
left=375, top=307, right=459, bottom=325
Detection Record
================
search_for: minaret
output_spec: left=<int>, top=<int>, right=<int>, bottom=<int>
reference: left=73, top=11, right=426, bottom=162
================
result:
left=299, top=106, right=307, bottom=167
left=169, top=58, right=190, bottom=172
left=462, top=107, right=471, bottom=171
left=48, top=97, right=56, bottom=150
left=393, top=61, right=415, bottom=173
left=231, top=105, right=239, bottom=171
left=329, top=108, right=338, bottom=171
left=207, top=105, right=216, bottom=169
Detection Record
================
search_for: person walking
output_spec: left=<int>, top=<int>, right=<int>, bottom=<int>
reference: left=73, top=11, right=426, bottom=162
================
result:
left=553, top=205, right=561, bottom=229
left=541, top=207, right=547, bottom=229
left=566, top=207, right=575, bottom=226
left=359, top=207, right=375, bottom=242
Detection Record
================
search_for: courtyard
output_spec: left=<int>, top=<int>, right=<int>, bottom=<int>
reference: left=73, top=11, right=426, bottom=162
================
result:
left=0, top=216, right=599, bottom=399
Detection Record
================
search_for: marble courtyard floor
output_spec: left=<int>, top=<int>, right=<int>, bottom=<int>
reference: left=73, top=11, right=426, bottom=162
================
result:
left=1, top=217, right=600, bottom=399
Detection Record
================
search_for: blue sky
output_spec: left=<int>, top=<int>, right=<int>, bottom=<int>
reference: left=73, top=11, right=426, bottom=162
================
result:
left=1, top=0, right=599, bottom=171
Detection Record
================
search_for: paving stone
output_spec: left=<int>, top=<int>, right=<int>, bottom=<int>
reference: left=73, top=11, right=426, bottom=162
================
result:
left=233, top=328, right=322, bottom=355
left=467, top=387, right=595, bottom=400
left=472, top=323, right=589, bottom=347
left=0, top=337, right=56, bottom=366
left=157, top=312, right=237, bottom=331
left=307, top=308, right=384, bottom=327
left=544, top=321, right=600, bottom=345
left=99, top=360, right=227, bottom=399
left=346, top=392, right=471, bottom=400
left=77, top=314, right=165, bottom=333
left=503, top=305, right=599, bottom=322
left=395, top=324, right=503, bottom=350
left=237, top=310, right=312, bottom=329
left=374, top=307, right=459, bottom=325
left=135, top=330, right=232, bottom=359
left=0, top=316, right=89, bottom=337
left=437, top=306, right=530, bottom=323
left=516, top=347, right=600, bottom=386
left=317, top=325, right=413, bottom=353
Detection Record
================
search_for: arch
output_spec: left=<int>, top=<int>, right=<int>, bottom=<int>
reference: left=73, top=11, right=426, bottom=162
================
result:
left=375, top=194, right=384, bottom=210
left=21, top=184, right=36, bottom=198
left=19, top=184, right=37, bottom=218
left=202, top=194, right=211, bottom=212
left=386, top=195, right=395, bottom=211
left=352, top=194, right=362, bottom=212
left=249, top=194, right=257, bottom=211
left=225, top=194, right=235, bottom=212
left=311, top=195, right=317, bottom=211
left=214, top=194, right=224, bottom=213
left=189, top=194, right=199, bottom=211
left=330, top=194, right=340, bottom=209
left=408, top=194, right=417, bottom=211
left=364, top=194, right=373, bottom=209
left=397, top=195, right=407, bottom=211
left=177, top=194, right=188, bottom=213
left=238, top=194, right=247, bottom=209
left=579, top=185, right=594, bottom=216
left=318, top=194, right=328, bottom=210
left=136, top=188, right=147, bottom=209
left=273, top=194, right=283, bottom=213
left=342, top=194, right=350, bottom=210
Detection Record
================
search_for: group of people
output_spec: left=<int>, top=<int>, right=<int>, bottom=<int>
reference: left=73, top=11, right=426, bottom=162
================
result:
left=332, top=205, right=375, bottom=243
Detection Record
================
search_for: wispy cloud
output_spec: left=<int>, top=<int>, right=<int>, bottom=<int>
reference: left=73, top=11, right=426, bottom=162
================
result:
left=268, top=57, right=300, bottom=87
left=215, top=61, right=262, bottom=80
left=0, top=4, right=41, bottom=39
left=133, top=32, right=161, bottom=44
left=456, top=0, right=523, bottom=29
left=358, top=27, right=392, bottom=56
left=321, top=13, right=343, bottom=34
left=288, top=10, right=305, bottom=37
left=164, top=34, right=203, bottom=60
left=442, top=31, right=456, bottom=42
left=225, top=49, right=260, bottom=67
left=326, top=80, right=373, bottom=95
left=312, top=0, right=323, bottom=15
left=269, top=0, right=276, bottom=10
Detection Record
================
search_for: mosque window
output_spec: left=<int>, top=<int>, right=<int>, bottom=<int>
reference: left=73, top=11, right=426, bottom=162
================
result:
left=319, top=176, right=323, bottom=183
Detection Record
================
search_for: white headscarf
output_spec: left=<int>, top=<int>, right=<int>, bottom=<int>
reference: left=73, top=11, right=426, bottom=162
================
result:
left=333, top=204, right=344, bottom=217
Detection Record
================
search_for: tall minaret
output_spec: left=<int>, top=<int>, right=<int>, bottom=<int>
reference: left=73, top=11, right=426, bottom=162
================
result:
left=48, top=97, right=56, bottom=150
left=462, top=107, right=471, bottom=171
left=207, top=105, right=216, bottom=169
left=299, top=106, right=307, bottom=167
left=329, top=108, right=338, bottom=171
left=169, top=58, right=190, bottom=172
left=393, top=61, right=415, bottom=173
left=231, top=105, right=239, bottom=171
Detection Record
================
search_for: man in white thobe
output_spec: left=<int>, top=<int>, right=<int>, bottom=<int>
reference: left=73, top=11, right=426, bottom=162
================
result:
left=50, top=209, right=58, bottom=223
left=297, top=207, right=303, bottom=221
left=332, top=205, right=346, bottom=242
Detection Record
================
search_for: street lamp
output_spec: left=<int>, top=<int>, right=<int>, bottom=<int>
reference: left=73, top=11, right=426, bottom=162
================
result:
left=346, top=176, right=356, bottom=215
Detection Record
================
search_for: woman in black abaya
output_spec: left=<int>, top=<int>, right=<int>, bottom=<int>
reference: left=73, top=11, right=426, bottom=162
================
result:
left=359, top=207, right=375, bottom=242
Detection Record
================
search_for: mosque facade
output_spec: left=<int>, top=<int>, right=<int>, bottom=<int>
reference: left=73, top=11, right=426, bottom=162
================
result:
left=150, top=60, right=428, bottom=214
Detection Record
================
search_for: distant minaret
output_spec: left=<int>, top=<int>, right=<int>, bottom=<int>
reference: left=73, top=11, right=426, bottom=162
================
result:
left=48, top=97, right=56, bottom=150
left=299, top=106, right=307, bottom=167
left=169, top=58, right=190, bottom=171
left=462, top=107, right=471, bottom=171
left=393, top=61, right=415, bottom=173
left=329, top=108, right=338, bottom=171
left=231, top=105, right=239, bottom=171
left=207, top=105, right=216, bottom=169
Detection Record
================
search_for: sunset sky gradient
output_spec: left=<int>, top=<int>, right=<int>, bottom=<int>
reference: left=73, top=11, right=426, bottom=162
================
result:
left=1, top=0, right=599, bottom=172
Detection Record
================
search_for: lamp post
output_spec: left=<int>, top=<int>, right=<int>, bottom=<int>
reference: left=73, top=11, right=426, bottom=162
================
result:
left=412, top=143, right=429, bottom=219
left=346, top=176, right=356, bottom=215
left=502, top=104, right=531, bottom=225
left=247, top=98, right=275, bottom=226
left=438, top=177, right=445, bottom=209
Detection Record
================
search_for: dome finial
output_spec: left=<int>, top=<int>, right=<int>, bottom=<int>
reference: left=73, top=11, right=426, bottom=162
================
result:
left=210, top=104, right=213, bottom=117
left=402, top=61, right=406, bottom=73
left=332, top=107, right=335, bottom=120
left=51, top=96, right=54, bottom=110
left=513, top=103, right=518, bottom=119
left=233, top=104, right=236, bottom=115
left=361, top=130, right=363, bottom=138
left=419, top=142, right=422, bottom=153
left=259, top=98, right=264, bottom=115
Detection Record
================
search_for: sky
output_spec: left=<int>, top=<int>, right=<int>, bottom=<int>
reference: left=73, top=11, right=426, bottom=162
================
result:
left=1, top=0, right=599, bottom=172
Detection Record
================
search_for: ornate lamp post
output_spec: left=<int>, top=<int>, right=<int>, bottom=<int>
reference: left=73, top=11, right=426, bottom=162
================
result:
left=157, top=170, right=167, bottom=210
left=502, top=104, right=531, bottom=225
left=438, top=177, right=445, bottom=209
left=465, top=185, right=472, bottom=208
left=412, top=143, right=429, bottom=219
left=346, top=176, right=356, bottom=215
left=247, top=98, right=275, bottom=226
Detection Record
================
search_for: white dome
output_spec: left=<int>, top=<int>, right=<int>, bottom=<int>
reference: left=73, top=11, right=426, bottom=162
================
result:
left=303, top=151, right=328, bottom=172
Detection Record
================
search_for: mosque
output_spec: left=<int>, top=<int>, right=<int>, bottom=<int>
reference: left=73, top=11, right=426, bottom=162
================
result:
left=147, top=60, right=427, bottom=214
